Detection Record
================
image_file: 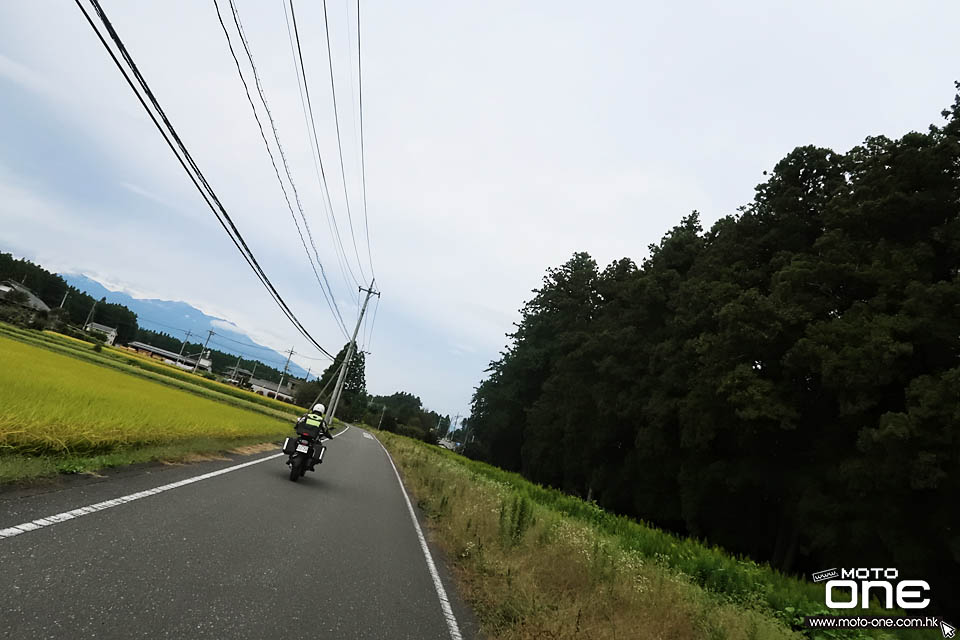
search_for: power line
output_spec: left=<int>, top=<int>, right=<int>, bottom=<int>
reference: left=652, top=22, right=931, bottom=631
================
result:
left=363, top=293, right=380, bottom=351
left=207, top=338, right=292, bottom=368
left=284, top=0, right=363, bottom=291
left=138, top=317, right=300, bottom=364
left=136, top=316, right=192, bottom=335
left=215, top=0, right=350, bottom=340
left=212, top=331, right=287, bottom=352
left=355, top=0, right=374, bottom=279
left=75, top=0, right=335, bottom=361
left=320, top=0, right=367, bottom=284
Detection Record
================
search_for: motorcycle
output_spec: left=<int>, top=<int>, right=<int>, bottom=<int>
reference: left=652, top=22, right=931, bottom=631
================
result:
left=282, top=423, right=327, bottom=482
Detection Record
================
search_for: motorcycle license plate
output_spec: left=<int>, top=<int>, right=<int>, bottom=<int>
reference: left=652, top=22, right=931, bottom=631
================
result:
left=296, top=444, right=309, bottom=453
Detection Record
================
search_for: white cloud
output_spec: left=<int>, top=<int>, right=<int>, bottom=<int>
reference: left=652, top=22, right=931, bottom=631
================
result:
left=2, top=0, right=959, bottom=417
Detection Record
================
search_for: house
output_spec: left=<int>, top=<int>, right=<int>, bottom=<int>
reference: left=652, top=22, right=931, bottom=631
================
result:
left=249, top=376, right=298, bottom=403
left=227, top=367, right=254, bottom=386
left=126, top=341, right=212, bottom=372
left=84, top=322, right=118, bottom=346
left=0, top=280, right=51, bottom=313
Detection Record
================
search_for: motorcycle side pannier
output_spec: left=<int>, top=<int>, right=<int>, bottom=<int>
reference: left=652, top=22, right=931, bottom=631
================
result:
left=282, top=437, right=298, bottom=455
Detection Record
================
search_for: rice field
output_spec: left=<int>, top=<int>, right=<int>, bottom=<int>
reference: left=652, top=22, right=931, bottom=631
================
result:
left=0, top=323, right=300, bottom=418
left=0, top=333, right=291, bottom=456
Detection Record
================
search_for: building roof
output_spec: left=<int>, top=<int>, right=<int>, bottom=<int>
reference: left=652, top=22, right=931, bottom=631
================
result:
left=86, top=322, right=118, bottom=335
left=249, top=377, right=297, bottom=397
left=0, top=280, right=51, bottom=313
left=127, top=341, right=200, bottom=366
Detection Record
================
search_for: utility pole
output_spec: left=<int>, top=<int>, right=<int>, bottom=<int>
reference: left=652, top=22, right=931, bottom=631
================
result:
left=250, top=361, right=258, bottom=379
left=83, top=298, right=100, bottom=328
left=305, top=367, right=311, bottom=382
left=276, top=348, right=294, bottom=398
left=59, top=291, right=69, bottom=309
left=176, top=330, right=194, bottom=367
left=310, top=359, right=344, bottom=408
left=192, top=330, right=214, bottom=373
left=327, top=280, right=380, bottom=427
left=377, top=405, right=386, bottom=430
left=231, top=355, right=242, bottom=381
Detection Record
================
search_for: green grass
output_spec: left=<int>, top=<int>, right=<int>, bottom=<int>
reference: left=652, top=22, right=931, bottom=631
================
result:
left=378, top=431, right=925, bottom=640
left=0, top=436, right=278, bottom=484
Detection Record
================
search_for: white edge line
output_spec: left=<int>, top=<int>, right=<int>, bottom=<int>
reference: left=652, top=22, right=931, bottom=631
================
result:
left=1, top=425, right=354, bottom=542
left=371, top=431, right=464, bottom=640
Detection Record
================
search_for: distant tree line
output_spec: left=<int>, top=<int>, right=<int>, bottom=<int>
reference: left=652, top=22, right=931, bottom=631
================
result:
left=365, top=391, right=450, bottom=444
left=291, top=347, right=451, bottom=442
left=467, top=87, right=960, bottom=604
left=0, top=253, right=138, bottom=342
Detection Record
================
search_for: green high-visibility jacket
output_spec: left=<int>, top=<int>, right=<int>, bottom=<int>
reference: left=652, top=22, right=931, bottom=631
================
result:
left=304, top=413, right=324, bottom=428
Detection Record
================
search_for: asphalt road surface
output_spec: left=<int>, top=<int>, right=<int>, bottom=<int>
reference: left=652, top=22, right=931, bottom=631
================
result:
left=0, top=426, right=481, bottom=639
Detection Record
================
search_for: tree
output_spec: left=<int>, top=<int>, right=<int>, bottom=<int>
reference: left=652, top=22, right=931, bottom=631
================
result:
left=465, top=87, right=960, bottom=603
left=295, top=343, right=367, bottom=418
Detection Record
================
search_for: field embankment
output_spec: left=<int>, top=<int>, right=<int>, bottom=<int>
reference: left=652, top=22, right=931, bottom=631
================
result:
left=378, top=431, right=921, bottom=640
left=0, top=328, right=302, bottom=483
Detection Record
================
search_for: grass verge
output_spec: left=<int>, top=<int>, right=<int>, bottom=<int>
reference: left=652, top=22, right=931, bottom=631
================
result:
left=377, top=431, right=919, bottom=640
left=0, top=434, right=280, bottom=484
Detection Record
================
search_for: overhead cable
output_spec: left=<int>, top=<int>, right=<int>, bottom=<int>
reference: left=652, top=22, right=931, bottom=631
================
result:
left=284, top=0, right=362, bottom=290
left=214, top=0, right=350, bottom=340
left=320, top=0, right=367, bottom=283
left=355, top=0, right=374, bottom=279
left=75, top=0, right=335, bottom=360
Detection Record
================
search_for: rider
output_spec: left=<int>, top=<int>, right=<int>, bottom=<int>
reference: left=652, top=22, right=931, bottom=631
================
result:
left=296, top=403, right=333, bottom=470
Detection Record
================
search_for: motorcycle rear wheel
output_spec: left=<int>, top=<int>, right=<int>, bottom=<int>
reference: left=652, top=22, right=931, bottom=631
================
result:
left=289, top=455, right=303, bottom=482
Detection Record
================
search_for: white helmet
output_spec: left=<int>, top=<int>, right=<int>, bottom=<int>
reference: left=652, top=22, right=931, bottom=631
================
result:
left=313, top=403, right=325, bottom=414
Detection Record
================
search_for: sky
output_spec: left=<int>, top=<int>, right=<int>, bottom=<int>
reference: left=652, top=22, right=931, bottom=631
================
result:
left=1, top=0, right=958, bottom=420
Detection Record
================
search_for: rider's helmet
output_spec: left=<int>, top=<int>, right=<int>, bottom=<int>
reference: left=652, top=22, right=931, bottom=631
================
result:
left=312, top=403, right=325, bottom=414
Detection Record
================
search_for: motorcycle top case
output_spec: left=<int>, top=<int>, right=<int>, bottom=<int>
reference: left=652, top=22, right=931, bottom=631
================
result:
left=282, top=437, right=300, bottom=455
left=298, top=424, right=321, bottom=439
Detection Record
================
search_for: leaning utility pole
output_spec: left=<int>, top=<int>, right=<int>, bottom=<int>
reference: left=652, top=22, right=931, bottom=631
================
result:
left=59, top=291, right=69, bottom=309
left=192, top=330, right=214, bottom=373
left=230, top=355, right=242, bottom=381
left=310, top=359, right=344, bottom=408
left=176, top=330, right=194, bottom=367
left=326, top=280, right=380, bottom=427
left=451, top=413, right=461, bottom=438
left=377, top=405, right=386, bottom=430
left=276, top=348, right=294, bottom=397
left=83, top=298, right=100, bottom=328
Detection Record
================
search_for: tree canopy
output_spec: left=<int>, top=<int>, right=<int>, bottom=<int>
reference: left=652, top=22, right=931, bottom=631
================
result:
left=468, top=86, right=960, bottom=605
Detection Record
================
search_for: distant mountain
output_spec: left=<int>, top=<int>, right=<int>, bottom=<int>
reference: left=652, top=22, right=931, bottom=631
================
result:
left=61, top=273, right=310, bottom=378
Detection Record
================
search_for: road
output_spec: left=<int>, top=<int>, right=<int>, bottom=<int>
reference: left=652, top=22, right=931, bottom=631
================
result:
left=0, top=426, right=480, bottom=639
